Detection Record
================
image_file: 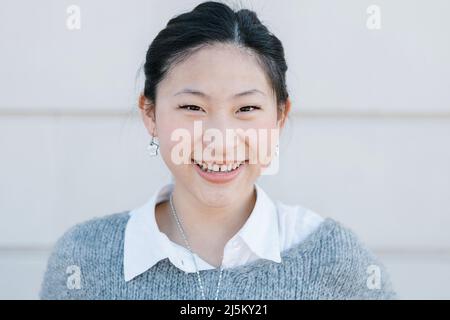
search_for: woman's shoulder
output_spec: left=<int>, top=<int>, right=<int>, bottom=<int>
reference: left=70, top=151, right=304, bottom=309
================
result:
left=39, top=211, right=130, bottom=299
left=50, top=211, right=131, bottom=257
left=275, top=202, right=386, bottom=268
left=300, top=217, right=398, bottom=299
left=55, top=211, right=130, bottom=247
left=273, top=200, right=397, bottom=299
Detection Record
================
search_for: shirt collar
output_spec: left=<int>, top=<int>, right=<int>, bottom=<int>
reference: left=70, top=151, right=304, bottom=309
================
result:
left=123, top=181, right=281, bottom=282
left=235, top=183, right=281, bottom=263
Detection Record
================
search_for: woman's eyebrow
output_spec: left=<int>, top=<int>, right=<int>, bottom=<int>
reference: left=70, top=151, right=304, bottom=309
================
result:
left=173, top=88, right=266, bottom=98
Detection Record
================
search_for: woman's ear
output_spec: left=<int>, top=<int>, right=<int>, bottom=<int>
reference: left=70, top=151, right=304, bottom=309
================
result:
left=138, top=93, right=158, bottom=137
left=277, top=97, right=291, bottom=130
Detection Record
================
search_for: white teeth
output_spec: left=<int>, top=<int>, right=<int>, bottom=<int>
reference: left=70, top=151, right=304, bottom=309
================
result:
left=193, top=159, right=245, bottom=173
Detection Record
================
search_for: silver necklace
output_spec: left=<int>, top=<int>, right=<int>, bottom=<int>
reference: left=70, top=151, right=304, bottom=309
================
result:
left=169, top=193, right=224, bottom=300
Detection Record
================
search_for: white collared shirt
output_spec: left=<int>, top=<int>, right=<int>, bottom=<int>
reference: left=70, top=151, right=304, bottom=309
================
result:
left=123, top=182, right=324, bottom=282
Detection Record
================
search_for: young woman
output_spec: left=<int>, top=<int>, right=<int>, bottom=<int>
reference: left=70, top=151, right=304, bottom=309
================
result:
left=40, top=1, right=396, bottom=300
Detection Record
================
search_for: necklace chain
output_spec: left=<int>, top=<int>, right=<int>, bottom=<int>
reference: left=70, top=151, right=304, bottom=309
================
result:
left=169, top=193, right=224, bottom=300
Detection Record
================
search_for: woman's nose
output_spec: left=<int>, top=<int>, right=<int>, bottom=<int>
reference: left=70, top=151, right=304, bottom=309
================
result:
left=199, top=119, right=245, bottom=162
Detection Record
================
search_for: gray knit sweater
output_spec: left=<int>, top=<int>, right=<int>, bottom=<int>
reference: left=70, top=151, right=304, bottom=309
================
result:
left=39, top=212, right=396, bottom=300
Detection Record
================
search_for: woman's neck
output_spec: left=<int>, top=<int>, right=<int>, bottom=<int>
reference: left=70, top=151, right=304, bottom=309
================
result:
left=155, top=183, right=257, bottom=267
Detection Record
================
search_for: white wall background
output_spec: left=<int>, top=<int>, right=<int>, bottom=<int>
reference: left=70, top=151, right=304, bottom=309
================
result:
left=1, top=0, right=449, bottom=299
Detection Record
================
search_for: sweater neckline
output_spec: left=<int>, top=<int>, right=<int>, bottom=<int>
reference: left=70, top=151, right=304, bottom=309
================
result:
left=158, top=217, right=339, bottom=276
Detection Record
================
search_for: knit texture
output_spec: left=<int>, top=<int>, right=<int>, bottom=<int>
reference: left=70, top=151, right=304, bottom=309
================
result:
left=40, top=212, right=397, bottom=300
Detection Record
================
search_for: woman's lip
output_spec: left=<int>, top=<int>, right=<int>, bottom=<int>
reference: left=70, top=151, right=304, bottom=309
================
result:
left=192, top=161, right=246, bottom=184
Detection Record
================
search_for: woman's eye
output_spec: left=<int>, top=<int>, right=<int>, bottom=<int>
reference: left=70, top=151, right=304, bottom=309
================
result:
left=179, top=105, right=203, bottom=112
left=238, top=106, right=261, bottom=113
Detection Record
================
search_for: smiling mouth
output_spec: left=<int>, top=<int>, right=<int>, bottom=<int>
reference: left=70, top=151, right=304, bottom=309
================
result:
left=191, top=159, right=248, bottom=173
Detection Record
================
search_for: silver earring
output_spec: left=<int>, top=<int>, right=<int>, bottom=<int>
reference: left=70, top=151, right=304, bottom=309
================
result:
left=147, top=135, right=159, bottom=156
left=274, top=143, right=279, bottom=157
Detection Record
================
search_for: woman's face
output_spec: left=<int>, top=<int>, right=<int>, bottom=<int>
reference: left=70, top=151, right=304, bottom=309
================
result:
left=140, top=43, right=289, bottom=207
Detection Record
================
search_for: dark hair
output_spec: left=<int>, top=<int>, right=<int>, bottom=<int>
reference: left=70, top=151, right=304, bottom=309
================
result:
left=143, top=1, right=289, bottom=118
